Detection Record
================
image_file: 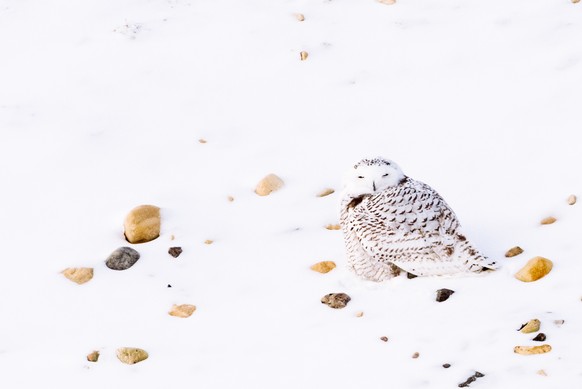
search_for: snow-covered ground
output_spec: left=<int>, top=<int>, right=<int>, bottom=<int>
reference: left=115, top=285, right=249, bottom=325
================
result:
left=1, top=0, right=581, bottom=387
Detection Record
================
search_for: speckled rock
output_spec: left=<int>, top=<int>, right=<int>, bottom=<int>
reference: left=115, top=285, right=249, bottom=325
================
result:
left=62, top=267, right=94, bottom=284
left=255, top=174, right=284, bottom=196
left=310, top=261, right=336, bottom=273
left=505, top=246, right=524, bottom=258
left=514, top=344, right=552, bottom=355
left=124, top=205, right=160, bottom=244
left=519, top=319, right=541, bottom=333
left=106, top=247, right=140, bottom=270
left=321, top=293, right=351, bottom=309
left=168, top=304, right=197, bottom=318
left=515, top=256, right=553, bottom=282
left=116, top=347, right=148, bottom=364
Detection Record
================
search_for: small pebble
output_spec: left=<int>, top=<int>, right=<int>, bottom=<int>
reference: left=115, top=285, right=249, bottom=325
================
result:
left=198, top=138, right=207, bottom=144
left=325, top=224, right=341, bottom=230
left=412, top=352, right=420, bottom=359
left=294, top=13, right=305, bottom=21
left=317, top=188, right=335, bottom=197
left=321, top=293, right=351, bottom=309
left=167, top=284, right=172, bottom=288
left=567, top=194, right=577, bottom=205
left=227, top=196, right=235, bottom=202
left=505, top=246, right=524, bottom=257
left=532, top=333, right=547, bottom=342
left=443, top=363, right=451, bottom=369
left=540, top=216, right=557, bottom=225
left=355, top=311, right=364, bottom=317
left=106, top=247, right=140, bottom=270
left=116, top=347, right=149, bottom=364
left=310, top=261, right=336, bottom=274
left=300, top=51, right=308, bottom=61
left=518, top=319, right=541, bottom=333
left=436, top=288, right=455, bottom=302
left=514, top=344, right=552, bottom=355
left=380, top=336, right=388, bottom=342
left=537, top=370, right=548, bottom=376
left=86, top=351, right=100, bottom=362
left=554, top=319, right=565, bottom=327
left=204, top=240, right=214, bottom=245
left=168, top=247, right=183, bottom=258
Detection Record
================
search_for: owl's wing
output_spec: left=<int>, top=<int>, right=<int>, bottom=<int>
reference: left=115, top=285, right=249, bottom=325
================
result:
left=346, top=180, right=466, bottom=275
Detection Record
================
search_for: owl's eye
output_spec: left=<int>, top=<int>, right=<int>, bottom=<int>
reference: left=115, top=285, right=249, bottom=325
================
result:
left=357, top=176, right=364, bottom=179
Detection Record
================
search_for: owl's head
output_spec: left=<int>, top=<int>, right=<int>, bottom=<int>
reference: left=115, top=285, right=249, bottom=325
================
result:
left=342, top=157, right=406, bottom=196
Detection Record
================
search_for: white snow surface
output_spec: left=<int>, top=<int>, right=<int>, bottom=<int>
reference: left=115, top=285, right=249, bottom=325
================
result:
left=1, top=0, right=581, bottom=388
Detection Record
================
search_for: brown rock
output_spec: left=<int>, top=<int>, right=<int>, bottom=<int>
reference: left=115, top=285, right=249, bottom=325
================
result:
left=169, top=304, right=197, bottom=318
left=436, top=288, right=455, bottom=302
left=168, top=247, right=182, bottom=258
left=532, top=333, right=547, bottom=342
left=321, top=293, right=351, bottom=309
left=300, top=51, right=308, bottom=61
left=87, top=351, right=100, bottom=362
left=255, top=174, right=284, bottom=196
left=123, top=205, right=160, bottom=244
left=412, top=352, right=420, bottom=359
left=515, top=256, right=553, bottom=282
left=294, top=13, right=305, bottom=21
left=540, top=216, right=557, bottom=225
left=62, top=267, right=94, bottom=285
left=518, top=319, right=541, bottom=333
left=227, top=196, right=235, bottom=202
left=380, top=336, right=388, bottom=342
left=204, top=240, right=214, bottom=245
left=513, top=344, right=552, bottom=355
left=567, top=194, right=577, bottom=205
left=505, top=246, right=524, bottom=258
left=317, top=188, right=335, bottom=197
left=310, top=261, right=336, bottom=274
left=198, top=138, right=207, bottom=144
left=325, top=224, right=341, bottom=230
left=116, top=347, right=148, bottom=364
left=573, top=0, right=580, bottom=4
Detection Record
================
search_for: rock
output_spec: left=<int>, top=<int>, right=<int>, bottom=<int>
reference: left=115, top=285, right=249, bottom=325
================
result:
left=567, top=194, right=577, bottom=205
left=62, top=267, right=94, bottom=284
left=204, top=240, right=214, bottom=245
left=168, top=304, right=197, bottom=318
left=436, top=288, right=455, bottom=302
left=380, top=336, right=388, bottom=342
left=540, top=216, right=557, bottom=225
left=300, top=51, right=308, bottom=61
left=255, top=174, right=284, bottom=196
left=87, top=351, right=100, bottom=362
left=168, top=247, right=182, bottom=258
left=294, top=13, right=305, bottom=21
left=325, top=224, right=341, bottom=230
left=407, top=272, right=418, bottom=279
left=513, top=344, right=552, bottom=355
left=458, top=372, right=485, bottom=388
left=310, top=261, right=336, bottom=274
left=514, top=256, right=553, bottom=282
left=537, top=370, right=548, bottom=376
left=378, top=0, right=396, bottom=4
left=573, top=0, right=580, bottom=4
left=227, top=196, right=235, bottom=202
left=116, top=347, right=149, bottom=364
left=198, top=138, right=207, bottom=144
left=518, top=319, right=541, bottom=333
left=412, top=352, right=420, bottom=359
left=355, top=311, right=364, bottom=317
left=317, top=188, right=335, bottom=197
left=532, top=333, right=547, bottom=342
left=443, top=363, right=451, bottom=368
left=106, top=247, right=140, bottom=270
left=321, top=293, right=351, bottom=309
left=123, top=205, right=161, bottom=244
left=554, top=319, right=565, bottom=327
left=170, top=234, right=175, bottom=240
left=505, top=246, right=524, bottom=258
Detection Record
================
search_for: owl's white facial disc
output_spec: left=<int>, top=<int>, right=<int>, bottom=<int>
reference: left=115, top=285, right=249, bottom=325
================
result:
left=343, top=157, right=405, bottom=196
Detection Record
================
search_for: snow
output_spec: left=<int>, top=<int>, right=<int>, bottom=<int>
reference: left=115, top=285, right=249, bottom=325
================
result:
left=1, top=0, right=581, bottom=387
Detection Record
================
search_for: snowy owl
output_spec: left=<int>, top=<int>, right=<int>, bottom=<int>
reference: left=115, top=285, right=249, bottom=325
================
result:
left=339, top=157, right=497, bottom=282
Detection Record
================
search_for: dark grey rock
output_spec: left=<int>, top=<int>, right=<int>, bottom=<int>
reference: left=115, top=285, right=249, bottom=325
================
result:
left=436, top=288, right=455, bottom=302
left=106, top=247, right=140, bottom=270
left=532, top=333, right=547, bottom=342
left=168, top=247, right=183, bottom=258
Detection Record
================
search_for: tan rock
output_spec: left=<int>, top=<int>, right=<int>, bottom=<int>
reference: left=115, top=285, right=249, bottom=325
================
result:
left=513, top=344, right=552, bottom=355
left=62, top=267, right=94, bottom=285
left=124, top=205, right=160, bottom=244
left=317, top=188, right=335, bottom=197
left=204, top=239, right=214, bottom=245
left=325, top=224, right=341, bottom=230
left=198, top=138, right=207, bottom=144
left=378, top=0, right=396, bottom=4
left=355, top=311, right=364, bottom=317
left=537, top=370, right=548, bottom=376
left=573, top=0, right=580, bottom=4
left=567, top=194, right=577, bottom=205
left=505, top=246, right=524, bottom=258
left=295, top=13, right=305, bottom=21
left=169, top=304, right=197, bottom=318
left=519, top=319, right=541, bottom=333
left=116, top=347, right=149, bottom=364
left=540, top=216, right=556, bottom=225
left=300, top=51, right=309, bottom=61
left=515, top=256, right=553, bottom=282
left=87, top=351, right=100, bottom=362
left=227, top=195, right=235, bottom=202
left=255, top=174, right=284, bottom=196
left=310, top=261, right=336, bottom=273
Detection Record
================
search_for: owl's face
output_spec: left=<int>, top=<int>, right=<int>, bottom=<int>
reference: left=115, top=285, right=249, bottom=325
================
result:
left=343, top=157, right=405, bottom=196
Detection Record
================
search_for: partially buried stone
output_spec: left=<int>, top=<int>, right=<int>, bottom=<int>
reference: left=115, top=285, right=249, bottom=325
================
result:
left=116, top=347, right=148, bottom=364
left=321, top=293, right=351, bottom=309
left=505, top=246, right=524, bottom=258
left=436, top=288, right=455, bottom=302
left=106, top=247, right=140, bottom=270
left=123, top=205, right=161, bottom=244
left=168, top=247, right=182, bottom=258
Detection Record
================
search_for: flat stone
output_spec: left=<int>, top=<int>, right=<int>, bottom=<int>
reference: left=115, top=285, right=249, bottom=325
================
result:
left=321, top=293, right=351, bottom=309
left=62, top=267, right=94, bottom=284
left=168, top=304, right=197, bottom=318
left=505, top=246, right=524, bottom=257
left=116, top=347, right=148, bottom=364
left=106, top=247, right=140, bottom=270
left=515, top=256, right=553, bottom=282
left=317, top=188, right=335, bottom=197
left=540, top=216, right=557, bottom=225
left=310, top=261, right=336, bottom=274
left=325, top=224, right=341, bottom=230
left=514, top=344, right=552, bottom=355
